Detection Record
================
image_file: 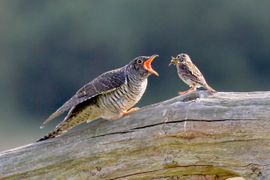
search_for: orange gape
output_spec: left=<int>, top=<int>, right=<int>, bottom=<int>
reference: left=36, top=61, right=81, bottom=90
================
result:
left=144, top=55, right=159, bottom=76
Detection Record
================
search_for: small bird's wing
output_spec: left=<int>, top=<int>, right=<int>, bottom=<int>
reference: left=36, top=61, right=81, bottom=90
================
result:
left=41, top=66, right=127, bottom=128
left=182, top=62, right=207, bottom=86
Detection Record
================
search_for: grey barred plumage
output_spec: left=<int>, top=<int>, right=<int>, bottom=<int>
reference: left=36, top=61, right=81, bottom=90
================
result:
left=97, top=78, right=147, bottom=120
left=37, top=55, right=158, bottom=142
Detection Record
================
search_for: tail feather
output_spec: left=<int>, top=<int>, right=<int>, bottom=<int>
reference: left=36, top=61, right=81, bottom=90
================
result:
left=37, top=103, right=101, bottom=142
left=204, top=84, right=216, bottom=93
left=37, top=128, right=64, bottom=142
left=37, top=119, right=74, bottom=142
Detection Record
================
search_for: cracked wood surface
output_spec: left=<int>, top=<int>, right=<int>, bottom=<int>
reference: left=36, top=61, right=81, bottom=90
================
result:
left=0, top=91, right=270, bottom=180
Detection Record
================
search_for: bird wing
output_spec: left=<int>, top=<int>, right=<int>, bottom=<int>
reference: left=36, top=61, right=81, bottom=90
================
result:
left=181, top=62, right=207, bottom=86
left=40, top=66, right=127, bottom=128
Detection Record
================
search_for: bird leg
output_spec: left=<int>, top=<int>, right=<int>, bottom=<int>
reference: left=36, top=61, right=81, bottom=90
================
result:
left=122, top=107, right=140, bottom=116
left=179, top=84, right=197, bottom=95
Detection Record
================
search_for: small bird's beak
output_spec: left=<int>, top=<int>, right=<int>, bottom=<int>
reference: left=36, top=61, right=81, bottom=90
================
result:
left=144, top=54, right=159, bottom=76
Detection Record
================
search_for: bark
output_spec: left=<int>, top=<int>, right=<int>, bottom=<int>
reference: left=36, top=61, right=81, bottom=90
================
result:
left=0, top=91, right=270, bottom=180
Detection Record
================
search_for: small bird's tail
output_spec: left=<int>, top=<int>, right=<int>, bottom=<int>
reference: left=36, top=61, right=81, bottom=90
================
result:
left=204, top=84, right=217, bottom=94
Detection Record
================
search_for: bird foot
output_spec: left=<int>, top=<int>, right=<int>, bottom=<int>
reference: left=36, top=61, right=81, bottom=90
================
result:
left=123, top=107, right=140, bottom=116
left=178, top=89, right=195, bottom=95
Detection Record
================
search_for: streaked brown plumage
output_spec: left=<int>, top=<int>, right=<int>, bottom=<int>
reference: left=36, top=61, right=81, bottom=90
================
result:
left=38, top=55, right=159, bottom=142
left=169, top=53, right=216, bottom=94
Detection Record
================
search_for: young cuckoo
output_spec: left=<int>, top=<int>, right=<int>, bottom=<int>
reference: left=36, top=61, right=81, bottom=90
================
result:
left=38, top=55, right=159, bottom=141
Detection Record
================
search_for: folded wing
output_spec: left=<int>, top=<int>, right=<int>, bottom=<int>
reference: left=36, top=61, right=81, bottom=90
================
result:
left=40, top=67, right=127, bottom=128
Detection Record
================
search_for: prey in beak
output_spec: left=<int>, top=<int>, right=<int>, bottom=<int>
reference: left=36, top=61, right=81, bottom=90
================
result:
left=144, top=54, right=159, bottom=76
left=169, top=56, right=180, bottom=66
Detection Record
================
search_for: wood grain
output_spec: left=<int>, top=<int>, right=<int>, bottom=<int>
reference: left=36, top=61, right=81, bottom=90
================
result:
left=1, top=91, right=270, bottom=180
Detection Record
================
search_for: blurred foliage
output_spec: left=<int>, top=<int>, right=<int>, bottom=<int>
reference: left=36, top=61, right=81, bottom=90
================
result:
left=0, top=0, right=270, bottom=150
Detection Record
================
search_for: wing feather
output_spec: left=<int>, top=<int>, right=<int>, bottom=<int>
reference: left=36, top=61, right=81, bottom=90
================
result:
left=181, top=62, right=206, bottom=86
left=40, top=66, right=127, bottom=128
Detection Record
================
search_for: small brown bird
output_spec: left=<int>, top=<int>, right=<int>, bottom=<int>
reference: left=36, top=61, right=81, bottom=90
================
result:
left=169, top=53, right=216, bottom=94
left=38, top=55, right=159, bottom=142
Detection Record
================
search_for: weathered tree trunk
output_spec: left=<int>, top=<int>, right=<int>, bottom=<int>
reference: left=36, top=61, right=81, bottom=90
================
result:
left=0, top=91, right=270, bottom=180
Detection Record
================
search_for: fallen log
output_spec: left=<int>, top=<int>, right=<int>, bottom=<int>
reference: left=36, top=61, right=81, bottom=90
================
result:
left=0, top=91, right=270, bottom=180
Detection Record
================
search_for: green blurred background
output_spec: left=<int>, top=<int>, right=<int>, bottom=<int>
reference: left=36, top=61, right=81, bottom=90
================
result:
left=1, top=0, right=270, bottom=151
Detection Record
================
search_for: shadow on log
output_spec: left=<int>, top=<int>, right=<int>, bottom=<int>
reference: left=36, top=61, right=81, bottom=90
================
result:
left=0, top=91, right=270, bottom=180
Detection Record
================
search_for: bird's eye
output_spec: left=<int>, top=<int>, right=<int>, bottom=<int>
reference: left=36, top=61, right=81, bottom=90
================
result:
left=137, top=59, right=143, bottom=64
left=181, top=54, right=186, bottom=58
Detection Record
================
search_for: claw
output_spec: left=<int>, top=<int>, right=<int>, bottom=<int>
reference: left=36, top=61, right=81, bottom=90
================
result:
left=178, top=86, right=197, bottom=95
left=123, top=107, right=140, bottom=116
left=178, top=90, right=192, bottom=95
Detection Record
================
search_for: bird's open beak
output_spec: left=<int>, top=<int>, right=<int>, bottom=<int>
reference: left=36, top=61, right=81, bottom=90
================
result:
left=144, top=54, right=159, bottom=76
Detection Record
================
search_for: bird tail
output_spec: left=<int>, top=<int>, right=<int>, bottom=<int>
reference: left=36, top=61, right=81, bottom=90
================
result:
left=37, top=129, right=63, bottom=142
left=204, top=84, right=217, bottom=94
left=37, top=106, right=100, bottom=142
left=37, top=122, right=70, bottom=142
